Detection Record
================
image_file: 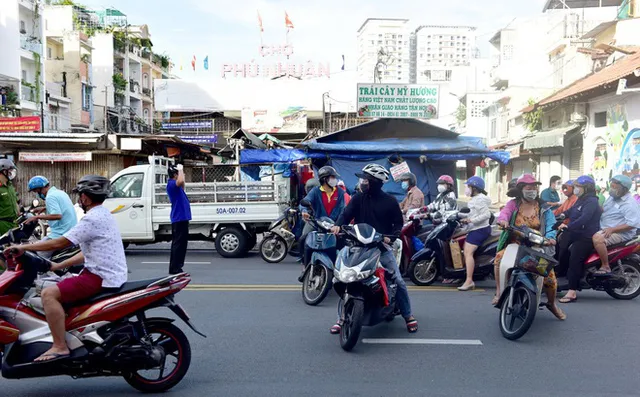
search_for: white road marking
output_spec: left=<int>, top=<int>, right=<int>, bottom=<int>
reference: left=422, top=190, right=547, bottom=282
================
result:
left=141, top=261, right=211, bottom=265
left=362, top=338, right=483, bottom=346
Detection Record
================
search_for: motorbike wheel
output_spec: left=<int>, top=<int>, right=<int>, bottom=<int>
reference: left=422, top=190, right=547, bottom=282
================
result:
left=259, top=235, right=288, bottom=263
left=408, top=259, right=438, bottom=286
left=302, top=264, right=331, bottom=306
left=499, top=285, right=537, bottom=340
left=606, top=260, right=640, bottom=300
left=340, top=299, right=365, bottom=352
left=124, top=322, right=192, bottom=393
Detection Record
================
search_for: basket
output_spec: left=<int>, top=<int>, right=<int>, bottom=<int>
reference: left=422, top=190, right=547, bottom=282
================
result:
left=514, top=245, right=557, bottom=277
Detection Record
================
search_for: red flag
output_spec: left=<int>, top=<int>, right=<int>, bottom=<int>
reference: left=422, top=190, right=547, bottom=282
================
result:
left=257, top=11, right=264, bottom=32
left=191, top=55, right=196, bottom=71
left=285, top=11, right=294, bottom=29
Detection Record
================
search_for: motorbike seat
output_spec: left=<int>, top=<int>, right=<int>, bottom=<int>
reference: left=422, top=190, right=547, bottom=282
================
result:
left=606, top=239, right=636, bottom=251
left=65, top=277, right=167, bottom=307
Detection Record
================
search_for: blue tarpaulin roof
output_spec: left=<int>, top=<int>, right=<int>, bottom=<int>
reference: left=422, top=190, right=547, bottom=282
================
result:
left=240, top=148, right=324, bottom=164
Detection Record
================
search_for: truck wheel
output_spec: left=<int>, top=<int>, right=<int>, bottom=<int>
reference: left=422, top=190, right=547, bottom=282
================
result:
left=215, top=227, right=248, bottom=258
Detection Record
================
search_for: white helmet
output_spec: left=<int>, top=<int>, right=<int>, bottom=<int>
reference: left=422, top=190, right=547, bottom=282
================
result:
left=357, top=163, right=390, bottom=183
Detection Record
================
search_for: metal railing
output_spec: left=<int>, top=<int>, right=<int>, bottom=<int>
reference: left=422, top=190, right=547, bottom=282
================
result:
left=20, top=34, right=42, bottom=55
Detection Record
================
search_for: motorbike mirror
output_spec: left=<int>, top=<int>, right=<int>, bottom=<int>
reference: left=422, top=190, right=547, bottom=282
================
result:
left=556, top=214, right=566, bottom=221
left=32, top=199, right=39, bottom=208
left=459, top=207, right=471, bottom=214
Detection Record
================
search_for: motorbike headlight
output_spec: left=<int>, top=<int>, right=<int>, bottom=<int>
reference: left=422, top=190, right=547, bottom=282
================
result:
left=528, top=233, right=544, bottom=245
left=336, top=268, right=358, bottom=283
left=356, top=269, right=373, bottom=281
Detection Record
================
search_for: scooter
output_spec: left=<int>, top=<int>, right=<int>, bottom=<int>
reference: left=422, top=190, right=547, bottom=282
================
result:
left=398, top=208, right=433, bottom=275
left=299, top=199, right=337, bottom=306
left=555, top=226, right=640, bottom=300
left=333, top=223, right=399, bottom=352
left=407, top=209, right=499, bottom=286
left=496, top=224, right=557, bottom=340
left=0, top=249, right=205, bottom=392
left=259, top=207, right=299, bottom=263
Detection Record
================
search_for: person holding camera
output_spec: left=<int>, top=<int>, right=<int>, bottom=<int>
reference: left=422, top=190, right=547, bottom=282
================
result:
left=167, top=163, right=191, bottom=275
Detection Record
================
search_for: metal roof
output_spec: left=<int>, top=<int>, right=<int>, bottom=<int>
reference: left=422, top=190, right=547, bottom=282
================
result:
left=543, top=0, right=624, bottom=12
left=357, top=18, right=409, bottom=33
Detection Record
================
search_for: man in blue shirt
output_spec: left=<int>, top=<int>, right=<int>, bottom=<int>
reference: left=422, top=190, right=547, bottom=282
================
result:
left=26, top=176, right=77, bottom=259
left=540, top=175, right=562, bottom=210
left=167, top=163, right=191, bottom=274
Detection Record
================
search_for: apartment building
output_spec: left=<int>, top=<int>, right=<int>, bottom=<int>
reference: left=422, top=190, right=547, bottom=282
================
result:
left=357, top=18, right=411, bottom=83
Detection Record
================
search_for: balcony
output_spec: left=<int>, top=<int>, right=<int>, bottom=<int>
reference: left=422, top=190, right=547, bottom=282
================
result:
left=20, top=34, right=42, bottom=56
left=46, top=81, right=65, bottom=98
left=19, top=0, right=35, bottom=10
left=21, top=84, right=36, bottom=103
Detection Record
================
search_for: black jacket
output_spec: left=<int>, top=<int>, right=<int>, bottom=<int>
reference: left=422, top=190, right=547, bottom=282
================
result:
left=336, top=188, right=404, bottom=238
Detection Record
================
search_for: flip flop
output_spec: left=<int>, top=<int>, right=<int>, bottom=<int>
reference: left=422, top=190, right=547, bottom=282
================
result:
left=406, top=317, right=418, bottom=333
left=544, top=303, right=567, bottom=320
left=559, top=296, right=578, bottom=304
left=34, top=352, right=70, bottom=363
left=329, top=324, right=341, bottom=335
left=594, top=269, right=612, bottom=276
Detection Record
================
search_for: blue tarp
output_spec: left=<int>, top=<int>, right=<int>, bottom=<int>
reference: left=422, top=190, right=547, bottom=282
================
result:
left=240, top=149, right=324, bottom=164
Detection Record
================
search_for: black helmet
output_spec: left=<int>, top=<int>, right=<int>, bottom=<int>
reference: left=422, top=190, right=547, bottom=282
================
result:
left=317, top=166, right=339, bottom=184
left=305, top=178, right=320, bottom=194
left=399, top=172, right=417, bottom=187
left=73, top=175, right=111, bottom=201
left=168, top=164, right=179, bottom=178
left=506, top=178, right=520, bottom=198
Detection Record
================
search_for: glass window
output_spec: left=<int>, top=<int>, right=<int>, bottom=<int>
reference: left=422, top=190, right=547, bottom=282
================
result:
left=110, top=173, right=144, bottom=198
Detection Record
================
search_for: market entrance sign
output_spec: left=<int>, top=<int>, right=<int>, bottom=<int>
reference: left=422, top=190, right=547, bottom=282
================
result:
left=356, top=84, right=439, bottom=119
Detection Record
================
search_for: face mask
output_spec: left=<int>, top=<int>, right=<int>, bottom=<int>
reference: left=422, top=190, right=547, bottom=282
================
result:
left=327, top=178, right=338, bottom=188
left=464, top=187, right=472, bottom=197
left=574, top=187, right=584, bottom=197
left=401, top=181, right=409, bottom=191
left=522, top=190, right=538, bottom=201
left=437, top=184, right=447, bottom=193
left=8, top=169, right=16, bottom=181
left=609, top=188, right=621, bottom=198
left=360, top=183, right=370, bottom=194
left=37, top=192, right=46, bottom=200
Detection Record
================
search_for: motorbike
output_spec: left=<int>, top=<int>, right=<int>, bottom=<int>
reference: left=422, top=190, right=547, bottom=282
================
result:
left=495, top=224, right=557, bottom=340
left=333, top=223, right=399, bottom=352
left=554, top=220, right=640, bottom=300
left=259, top=207, right=299, bottom=264
left=299, top=199, right=337, bottom=306
left=0, top=249, right=205, bottom=392
left=407, top=209, right=499, bottom=286
left=398, top=208, right=433, bottom=275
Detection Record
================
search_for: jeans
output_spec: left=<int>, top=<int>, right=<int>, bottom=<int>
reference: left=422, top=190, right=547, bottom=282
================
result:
left=337, top=247, right=412, bottom=321
left=169, top=221, right=189, bottom=274
left=298, top=222, right=314, bottom=262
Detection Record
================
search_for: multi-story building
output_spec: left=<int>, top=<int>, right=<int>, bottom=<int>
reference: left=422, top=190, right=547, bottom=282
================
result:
left=0, top=0, right=46, bottom=122
left=43, top=4, right=95, bottom=132
left=357, top=18, right=411, bottom=83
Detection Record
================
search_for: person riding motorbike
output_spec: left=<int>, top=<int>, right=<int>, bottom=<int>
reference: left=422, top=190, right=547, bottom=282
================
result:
left=297, top=167, right=346, bottom=280
left=554, top=180, right=577, bottom=221
left=0, top=159, right=19, bottom=236
left=592, top=175, right=640, bottom=274
left=494, top=174, right=565, bottom=320
left=556, top=176, right=602, bottom=304
left=457, top=176, right=492, bottom=291
left=25, top=176, right=78, bottom=259
left=329, top=163, right=418, bottom=334
left=4, top=175, right=128, bottom=363
left=426, top=174, right=458, bottom=213
left=399, top=172, right=425, bottom=217
left=337, top=180, right=351, bottom=206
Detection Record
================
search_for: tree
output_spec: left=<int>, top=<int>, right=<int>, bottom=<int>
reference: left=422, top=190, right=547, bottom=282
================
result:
left=523, top=98, right=542, bottom=132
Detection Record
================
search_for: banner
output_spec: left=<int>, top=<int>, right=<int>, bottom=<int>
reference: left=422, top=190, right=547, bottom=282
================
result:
left=19, top=152, right=92, bottom=162
left=241, top=107, right=307, bottom=133
left=390, top=161, right=411, bottom=181
left=178, top=134, right=218, bottom=144
left=356, top=84, right=440, bottom=119
left=161, top=120, right=213, bottom=130
left=0, top=116, right=41, bottom=132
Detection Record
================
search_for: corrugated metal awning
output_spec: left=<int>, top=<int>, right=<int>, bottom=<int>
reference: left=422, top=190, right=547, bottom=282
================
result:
left=523, top=124, right=581, bottom=150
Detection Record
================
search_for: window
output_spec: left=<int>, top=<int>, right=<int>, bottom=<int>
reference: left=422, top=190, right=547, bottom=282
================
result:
left=82, top=84, right=91, bottom=111
left=594, top=111, right=606, bottom=127
left=49, top=113, right=58, bottom=131
left=20, top=21, right=26, bottom=33
left=47, top=46, right=52, bottom=60
left=110, top=173, right=144, bottom=198
left=490, top=119, right=497, bottom=139
left=502, top=44, right=514, bottom=61
left=22, top=70, right=27, bottom=81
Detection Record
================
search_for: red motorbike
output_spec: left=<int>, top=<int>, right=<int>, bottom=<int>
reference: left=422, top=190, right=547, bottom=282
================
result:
left=0, top=250, right=205, bottom=392
left=399, top=208, right=433, bottom=275
left=556, top=233, right=640, bottom=299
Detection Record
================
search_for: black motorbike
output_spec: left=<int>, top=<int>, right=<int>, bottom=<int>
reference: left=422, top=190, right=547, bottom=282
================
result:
left=408, top=209, right=498, bottom=286
left=333, top=223, right=399, bottom=352
left=259, top=207, right=299, bottom=264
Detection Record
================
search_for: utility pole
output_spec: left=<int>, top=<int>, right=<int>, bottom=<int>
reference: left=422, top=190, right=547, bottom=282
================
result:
left=40, top=97, right=45, bottom=133
left=321, top=92, right=328, bottom=133
left=103, top=85, right=109, bottom=132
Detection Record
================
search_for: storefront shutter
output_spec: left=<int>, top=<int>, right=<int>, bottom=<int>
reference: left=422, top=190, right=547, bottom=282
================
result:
left=570, top=147, right=583, bottom=180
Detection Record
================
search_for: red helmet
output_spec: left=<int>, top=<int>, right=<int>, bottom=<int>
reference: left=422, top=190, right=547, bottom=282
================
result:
left=437, top=175, right=454, bottom=185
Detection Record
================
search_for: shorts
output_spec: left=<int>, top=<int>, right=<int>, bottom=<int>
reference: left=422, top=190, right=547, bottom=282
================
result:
left=597, top=231, right=628, bottom=247
left=466, top=226, right=492, bottom=246
left=56, top=269, right=103, bottom=304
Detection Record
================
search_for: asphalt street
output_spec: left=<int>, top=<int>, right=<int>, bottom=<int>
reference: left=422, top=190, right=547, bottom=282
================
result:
left=4, top=242, right=640, bottom=397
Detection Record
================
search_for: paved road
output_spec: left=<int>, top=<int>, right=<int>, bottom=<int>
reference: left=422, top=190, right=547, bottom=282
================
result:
left=4, top=246, right=640, bottom=396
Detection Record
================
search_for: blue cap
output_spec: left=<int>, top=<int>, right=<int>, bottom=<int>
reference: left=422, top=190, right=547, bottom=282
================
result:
left=575, top=175, right=595, bottom=186
left=465, top=176, right=485, bottom=191
left=611, top=174, right=632, bottom=189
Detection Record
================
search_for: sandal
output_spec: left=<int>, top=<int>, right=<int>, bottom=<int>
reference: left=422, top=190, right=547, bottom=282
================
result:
left=491, top=295, right=500, bottom=306
left=329, top=323, right=341, bottom=335
left=405, top=317, right=418, bottom=333
left=559, top=296, right=577, bottom=304
left=544, top=303, right=567, bottom=320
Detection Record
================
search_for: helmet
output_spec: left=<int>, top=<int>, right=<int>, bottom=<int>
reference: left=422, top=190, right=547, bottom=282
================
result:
left=611, top=174, right=632, bottom=190
left=563, top=180, right=574, bottom=187
left=168, top=164, right=179, bottom=178
left=436, top=175, right=454, bottom=186
left=0, top=159, right=16, bottom=171
left=305, top=178, right=320, bottom=194
left=28, top=176, right=49, bottom=191
left=356, top=163, right=390, bottom=183
left=517, top=174, right=541, bottom=186
left=399, top=172, right=417, bottom=186
left=507, top=178, right=518, bottom=190
left=465, top=176, right=485, bottom=191
left=575, top=175, right=596, bottom=186
left=72, top=175, right=111, bottom=200
left=317, top=166, right=339, bottom=181
left=506, top=178, right=520, bottom=198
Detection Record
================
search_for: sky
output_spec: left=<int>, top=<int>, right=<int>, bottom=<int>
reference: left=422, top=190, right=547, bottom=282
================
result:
left=80, top=0, right=547, bottom=80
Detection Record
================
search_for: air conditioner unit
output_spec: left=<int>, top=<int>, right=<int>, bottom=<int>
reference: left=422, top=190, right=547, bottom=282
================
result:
left=570, top=103, right=587, bottom=123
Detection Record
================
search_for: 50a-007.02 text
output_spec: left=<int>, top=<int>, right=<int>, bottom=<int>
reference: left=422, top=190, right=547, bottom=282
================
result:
left=216, top=207, right=247, bottom=215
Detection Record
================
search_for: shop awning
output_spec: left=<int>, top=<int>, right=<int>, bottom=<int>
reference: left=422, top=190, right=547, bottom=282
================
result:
left=523, top=124, right=581, bottom=150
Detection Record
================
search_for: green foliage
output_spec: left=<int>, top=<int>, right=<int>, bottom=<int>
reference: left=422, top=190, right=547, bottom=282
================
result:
left=455, top=103, right=467, bottom=125
left=523, top=98, right=542, bottom=132
left=112, top=73, right=127, bottom=93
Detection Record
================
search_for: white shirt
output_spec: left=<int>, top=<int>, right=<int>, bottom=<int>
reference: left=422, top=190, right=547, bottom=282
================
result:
left=64, top=205, right=128, bottom=288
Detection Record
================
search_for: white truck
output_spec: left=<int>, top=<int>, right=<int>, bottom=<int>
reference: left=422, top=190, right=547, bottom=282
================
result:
left=102, top=156, right=291, bottom=258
